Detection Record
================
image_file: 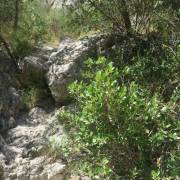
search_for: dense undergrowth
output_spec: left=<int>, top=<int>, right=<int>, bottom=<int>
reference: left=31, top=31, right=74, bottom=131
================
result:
left=57, top=49, right=179, bottom=179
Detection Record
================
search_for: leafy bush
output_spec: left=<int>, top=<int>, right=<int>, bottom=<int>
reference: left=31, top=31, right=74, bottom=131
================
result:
left=9, top=30, right=34, bottom=58
left=45, top=6, right=102, bottom=41
left=21, top=0, right=48, bottom=43
left=59, top=57, right=179, bottom=179
left=69, top=0, right=179, bottom=36
left=12, top=0, right=48, bottom=57
left=121, top=46, right=180, bottom=100
left=64, top=3, right=109, bottom=36
left=0, top=0, right=18, bottom=26
left=45, top=9, right=78, bottom=41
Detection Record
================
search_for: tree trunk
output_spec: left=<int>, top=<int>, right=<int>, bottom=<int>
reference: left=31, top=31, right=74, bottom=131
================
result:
left=14, top=0, right=19, bottom=31
left=121, top=0, right=132, bottom=34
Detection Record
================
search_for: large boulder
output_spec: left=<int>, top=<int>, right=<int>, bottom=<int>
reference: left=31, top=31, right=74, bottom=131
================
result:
left=0, top=49, right=21, bottom=132
left=46, top=34, right=112, bottom=102
left=20, top=34, right=113, bottom=103
left=20, top=46, right=54, bottom=87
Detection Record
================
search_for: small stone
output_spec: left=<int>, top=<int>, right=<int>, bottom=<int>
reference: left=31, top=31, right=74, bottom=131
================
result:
left=8, top=117, right=16, bottom=128
left=46, top=162, right=66, bottom=180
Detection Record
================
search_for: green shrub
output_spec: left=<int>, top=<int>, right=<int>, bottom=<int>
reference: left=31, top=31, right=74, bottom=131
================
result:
left=45, top=7, right=98, bottom=41
left=59, top=57, right=179, bottom=179
left=69, top=0, right=179, bottom=36
left=10, top=30, right=34, bottom=58
left=65, top=3, right=109, bottom=36
left=44, top=9, right=76, bottom=41
left=122, top=46, right=180, bottom=100
left=21, top=0, right=48, bottom=43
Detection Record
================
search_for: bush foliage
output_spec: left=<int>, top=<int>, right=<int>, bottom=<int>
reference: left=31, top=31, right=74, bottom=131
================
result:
left=59, top=55, right=179, bottom=179
left=0, top=0, right=179, bottom=179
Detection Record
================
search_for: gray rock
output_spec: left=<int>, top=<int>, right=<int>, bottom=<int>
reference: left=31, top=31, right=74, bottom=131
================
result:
left=0, top=50, right=21, bottom=132
left=0, top=107, right=66, bottom=180
left=46, top=34, right=111, bottom=102
left=47, top=62, right=78, bottom=102
left=20, top=46, right=54, bottom=86
left=46, top=162, right=66, bottom=180
left=19, top=34, right=112, bottom=103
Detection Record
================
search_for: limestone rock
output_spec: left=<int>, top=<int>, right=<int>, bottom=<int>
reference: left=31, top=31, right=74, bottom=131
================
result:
left=19, top=34, right=112, bottom=103
left=46, top=34, right=111, bottom=102
left=46, top=162, right=66, bottom=180
left=20, top=46, right=54, bottom=86
left=0, top=107, right=66, bottom=180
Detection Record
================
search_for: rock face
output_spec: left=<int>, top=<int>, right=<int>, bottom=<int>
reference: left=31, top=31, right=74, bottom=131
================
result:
left=0, top=107, right=66, bottom=180
left=0, top=49, right=21, bottom=132
left=46, top=34, right=111, bottom=102
left=21, top=34, right=112, bottom=103
left=20, top=46, right=54, bottom=87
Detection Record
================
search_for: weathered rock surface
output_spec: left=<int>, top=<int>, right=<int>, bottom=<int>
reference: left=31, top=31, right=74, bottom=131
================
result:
left=20, top=46, right=54, bottom=86
left=0, top=107, right=66, bottom=180
left=0, top=49, right=21, bottom=132
left=21, top=34, right=112, bottom=103
left=46, top=34, right=111, bottom=102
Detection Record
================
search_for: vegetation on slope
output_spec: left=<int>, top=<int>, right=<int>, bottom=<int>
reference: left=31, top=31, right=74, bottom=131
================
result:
left=0, top=0, right=179, bottom=179
left=58, top=52, right=179, bottom=179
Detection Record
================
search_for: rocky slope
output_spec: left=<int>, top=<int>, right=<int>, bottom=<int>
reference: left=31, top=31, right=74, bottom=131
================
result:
left=22, top=33, right=111, bottom=103
left=1, top=107, right=66, bottom=180
left=0, top=34, right=112, bottom=179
